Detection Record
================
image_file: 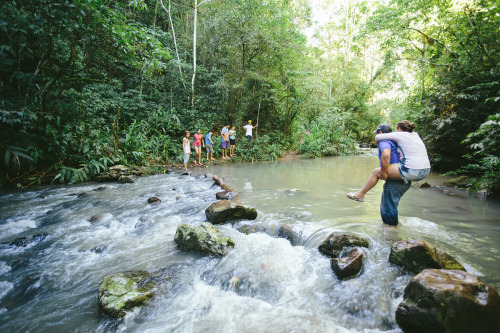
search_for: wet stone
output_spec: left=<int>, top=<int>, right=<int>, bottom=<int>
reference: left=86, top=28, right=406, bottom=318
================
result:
left=98, top=271, right=156, bottom=319
left=396, top=269, right=500, bottom=333
left=389, top=239, right=465, bottom=274
left=318, top=233, right=370, bottom=258
left=77, top=192, right=89, bottom=198
left=118, top=175, right=135, bottom=184
left=216, top=191, right=237, bottom=200
left=147, top=196, right=161, bottom=204
left=9, top=234, right=48, bottom=247
left=174, top=222, right=235, bottom=257
left=205, top=200, right=258, bottom=224
left=331, top=248, right=364, bottom=280
left=89, top=214, right=103, bottom=223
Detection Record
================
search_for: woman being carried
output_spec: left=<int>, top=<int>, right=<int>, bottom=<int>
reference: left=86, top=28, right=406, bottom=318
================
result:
left=347, top=120, right=430, bottom=202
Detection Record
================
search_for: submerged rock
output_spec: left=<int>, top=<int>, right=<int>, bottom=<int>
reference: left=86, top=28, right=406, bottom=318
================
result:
left=205, top=200, right=258, bottom=224
left=216, top=191, right=238, bottom=201
left=174, top=222, right=235, bottom=256
left=147, top=196, right=161, bottom=204
left=389, top=239, right=465, bottom=274
left=77, top=192, right=89, bottom=198
left=277, top=224, right=301, bottom=245
left=118, top=175, right=136, bottom=184
left=98, top=271, right=156, bottom=319
left=418, top=182, right=431, bottom=188
left=396, top=269, right=500, bottom=333
left=89, top=214, right=103, bottom=223
left=9, top=234, right=48, bottom=247
left=318, top=233, right=369, bottom=258
left=331, top=248, right=364, bottom=280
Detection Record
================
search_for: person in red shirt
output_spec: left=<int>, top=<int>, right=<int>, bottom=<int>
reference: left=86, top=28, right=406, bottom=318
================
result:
left=193, top=129, right=205, bottom=166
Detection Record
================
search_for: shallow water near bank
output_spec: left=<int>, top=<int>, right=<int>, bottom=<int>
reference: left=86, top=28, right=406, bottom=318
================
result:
left=0, top=155, right=499, bottom=332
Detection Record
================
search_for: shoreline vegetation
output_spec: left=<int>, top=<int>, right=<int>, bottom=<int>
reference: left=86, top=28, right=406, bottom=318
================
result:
left=1, top=0, right=499, bottom=197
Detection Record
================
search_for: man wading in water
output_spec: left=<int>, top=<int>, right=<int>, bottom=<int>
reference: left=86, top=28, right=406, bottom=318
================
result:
left=347, top=123, right=412, bottom=226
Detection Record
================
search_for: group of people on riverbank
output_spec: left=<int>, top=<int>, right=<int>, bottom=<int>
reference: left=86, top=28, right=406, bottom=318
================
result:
left=347, top=120, right=431, bottom=226
left=182, top=120, right=258, bottom=170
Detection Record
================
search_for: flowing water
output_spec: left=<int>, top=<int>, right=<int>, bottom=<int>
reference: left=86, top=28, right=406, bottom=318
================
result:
left=1, top=155, right=499, bottom=332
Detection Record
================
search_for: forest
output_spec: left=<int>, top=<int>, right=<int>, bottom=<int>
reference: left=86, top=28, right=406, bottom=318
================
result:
left=0, top=0, right=499, bottom=196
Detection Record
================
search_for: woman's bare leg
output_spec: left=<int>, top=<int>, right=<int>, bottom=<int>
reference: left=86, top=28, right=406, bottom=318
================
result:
left=352, top=164, right=402, bottom=199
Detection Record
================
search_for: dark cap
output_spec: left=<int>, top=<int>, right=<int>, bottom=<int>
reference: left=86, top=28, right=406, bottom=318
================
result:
left=373, top=123, right=392, bottom=133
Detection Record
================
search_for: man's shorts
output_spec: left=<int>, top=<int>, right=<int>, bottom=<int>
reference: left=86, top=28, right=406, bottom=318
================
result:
left=206, top=144, right=213, bottom=153
left=222, top=141, right=229, bottom=149
left=246, top=135, right=252, bottom=142
left=399, top=164, right=430, bottom=183
left=230, top=138, right=236, bottom=145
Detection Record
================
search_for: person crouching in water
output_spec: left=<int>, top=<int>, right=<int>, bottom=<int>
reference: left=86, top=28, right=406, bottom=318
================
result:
left=182, top=131, right=191, bottom=171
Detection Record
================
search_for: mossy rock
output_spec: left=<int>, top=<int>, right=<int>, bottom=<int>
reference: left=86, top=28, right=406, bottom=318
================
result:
left=318, top=233, right=369, bottom=258
left=443, top=176, right=470, bottom=188
left=205, top=200, right=257, bottom=224
left=174, top=222, right=235, bottom=256
left=389, top=239, right=465, bottom=274
left=98, top=271, right=156, bottom=318
left=396, top=269, right=500, bottom=333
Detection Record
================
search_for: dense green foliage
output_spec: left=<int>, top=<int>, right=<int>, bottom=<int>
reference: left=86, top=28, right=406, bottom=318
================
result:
left=1, top=0, right=498, bottom=196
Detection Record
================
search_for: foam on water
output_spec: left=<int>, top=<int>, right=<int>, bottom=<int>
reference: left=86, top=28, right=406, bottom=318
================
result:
left=0, top=158, right=499, bottom=332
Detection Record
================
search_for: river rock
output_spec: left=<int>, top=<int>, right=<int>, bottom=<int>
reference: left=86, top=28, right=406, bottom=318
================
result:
left=205, top=200, right=258, bottom=224
left=89, top=214, right=103, bottom=223
left=9, top=233, right=48, bottom=247
left=174, top=222, right=235, bottom=256
left=443, top=175, right=470, bottom=188
left=95, top=171, right=119, bottom=182
left=277, top=224, right=300, bottom=245
left=418, top=182, right=431, bottom=188
left=98, top=271, right=156, bottom=319
left=331, top=248, right=364, bottom=280
left=216, top=191, right=237, bottom=200
left=389, top=239, right=465, bottom=274
left=212, top=174, right=223, bottom=186
left=118, top=175, right=135, bottom=183
left=109, top=164, right=129, bottom=173
left=396, top=269, right=500, bottom=333
left=318, top=233, right=369, bottom=258
left=147, top=196, right=161, bottom=204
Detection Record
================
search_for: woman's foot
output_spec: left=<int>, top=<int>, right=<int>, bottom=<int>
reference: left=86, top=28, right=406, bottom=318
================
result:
left=346, top=192, right=364, bottom=202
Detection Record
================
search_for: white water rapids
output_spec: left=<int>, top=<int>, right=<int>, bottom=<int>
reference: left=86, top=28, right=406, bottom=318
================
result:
left=1, top=155, right=499, bottom=332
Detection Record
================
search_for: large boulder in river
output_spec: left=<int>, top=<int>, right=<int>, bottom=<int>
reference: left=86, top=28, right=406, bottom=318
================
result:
left=389, top=239, right=465, bottom=274
left=396, top=269, right=500, bottom=333
left=174, top=222, right=235, bottom=256
left=98, top=271, right=156, bottom=319
left=205, top=200, right=257, bottom=224
left=331, top=248, right=364, bottom=280
left=118, top=175, right=136, bottom=184
left=318, top=233, right=369, bottom=257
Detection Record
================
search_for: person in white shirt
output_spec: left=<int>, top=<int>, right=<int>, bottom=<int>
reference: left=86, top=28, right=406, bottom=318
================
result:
left=374, top=120, right=431, bottom=184
left=243, top=120, right=258, bottom=142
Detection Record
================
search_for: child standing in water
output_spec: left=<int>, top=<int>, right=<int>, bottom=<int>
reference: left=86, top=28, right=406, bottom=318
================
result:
left=182, top=131, right=191, bottom=171
left=193, top=129, right=205, bottom=166
left=205, top=130, right=214, bottom=161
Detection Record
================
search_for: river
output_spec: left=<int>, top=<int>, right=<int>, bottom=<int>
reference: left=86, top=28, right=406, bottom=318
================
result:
left=0, top=155, right=499, bottom=332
